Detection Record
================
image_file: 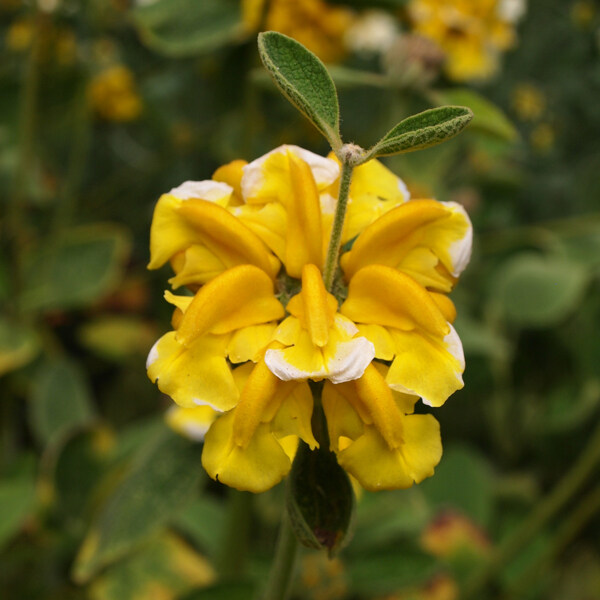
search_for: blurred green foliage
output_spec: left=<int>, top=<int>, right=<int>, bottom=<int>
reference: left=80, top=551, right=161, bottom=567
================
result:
left=1, top=1, right=599, bottom=599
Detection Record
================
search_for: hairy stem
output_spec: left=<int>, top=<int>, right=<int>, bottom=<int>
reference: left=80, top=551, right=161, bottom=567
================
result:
left=323, top=159, right=353, bottom=291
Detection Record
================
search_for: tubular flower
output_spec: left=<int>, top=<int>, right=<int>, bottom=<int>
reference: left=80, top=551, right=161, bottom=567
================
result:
left=147, top=265, right=285, bottom=411
left=147, top=144, right=472, bottom=493
left=322, top=364, right=442, bottom=491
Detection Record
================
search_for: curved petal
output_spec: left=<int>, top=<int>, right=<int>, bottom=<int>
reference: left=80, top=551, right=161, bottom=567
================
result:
left=340, top=199, right=472, bottom=291
left=166, top=405, right=218, bottom=442
left=212, top=159, right=247, bottom=204
left=227, top=324, right=278, bottom=364
left=265, top=327, right=375, bottom=384
left=271, top=382, right=318, bottom=449
left=351, top=364, right=405, bottom=449
left=337, top=415, right=442, bottom=491
left=322, top=381, right=365, bottom=452
left=148, top=194, right=280, bottom=280
left=328, top=155, right=410, bottom=243
left=146, top=332, right=238, bottom=410
left=341, top=265, right=450, bottom=336
left=386, top=325, right=465, bottom=407
left=242, top=145, right=339, bottom=202
left=177, top=265, right=284, bottom=344
left=240, top=147, right=334, bottom=276
left=168, top=245, right=230, bottom=288
left=168, top=180, right=233, bottom=204
left=202, top=412, right=292, bottom=493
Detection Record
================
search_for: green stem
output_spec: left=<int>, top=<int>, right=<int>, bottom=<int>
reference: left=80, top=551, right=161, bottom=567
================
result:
left=323, top=160, right=353, bottom=291
left=262, top=514, right=298, bottom=600
left=217, top=489, right=252, bottom=579
left=462, top=419, right=600, bottom=598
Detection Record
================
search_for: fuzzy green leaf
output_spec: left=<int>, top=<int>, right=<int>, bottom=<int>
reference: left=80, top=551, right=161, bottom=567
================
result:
left=365, top=106, right=473, bottom=160
left=258, top=32, right=342, bottom=152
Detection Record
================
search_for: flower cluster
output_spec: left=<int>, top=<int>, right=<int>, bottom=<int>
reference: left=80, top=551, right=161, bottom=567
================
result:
left=406, top=0, right=525, bottom=81
left=242, top=0, right=355, bottom=63
left=147, top=145, right=472, bottom=493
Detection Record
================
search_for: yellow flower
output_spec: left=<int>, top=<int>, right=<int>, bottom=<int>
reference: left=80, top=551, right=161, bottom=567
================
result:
left=242, top=0, right=356, bottom=63
left=166, top=405, right=218, bottom=442
left=147, top=145, right=472, bottom=493
left=147, top=265, right=284, bottom=410
left=406, top=0, right=524, bottom=81
left=265, top=264, right=375, bottom=384
left=88, top=65, right=142, bottom=121
left=511, top=82, right=546, bottom=121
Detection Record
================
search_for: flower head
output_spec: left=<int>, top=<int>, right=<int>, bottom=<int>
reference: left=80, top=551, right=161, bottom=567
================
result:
left=147, top=145, right=472, bottom=493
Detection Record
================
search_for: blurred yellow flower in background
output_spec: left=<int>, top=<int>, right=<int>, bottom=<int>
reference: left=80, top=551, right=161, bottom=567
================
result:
left=406, top=0, right=526, bottom=81
left=511, top=82, right=546, bottom=121
left=242, top=0, right=356, bottom=62
left=88, top=65, right=143, bottom=121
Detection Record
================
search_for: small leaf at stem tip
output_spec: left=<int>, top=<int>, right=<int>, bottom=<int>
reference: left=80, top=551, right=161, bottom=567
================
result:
left=285, top=442, right=355, bottom=556
left=258, top=31, right=342, bottom=153
left=363, top=106, right=474, bottom=161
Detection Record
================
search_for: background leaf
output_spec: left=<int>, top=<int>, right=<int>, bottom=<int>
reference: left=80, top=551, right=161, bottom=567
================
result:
left=436, top=88, right=518, bottom=142
left=491, top=253, right=590, bottom=328
left=131, top=0, right=245, bottom=57
left=72, top=428, right=204, bottom=583
left=29, top=358, right=96, bottom=446
left=21, top=225, right=130, bottom=313
left=0, top=317, right=39, bottom=376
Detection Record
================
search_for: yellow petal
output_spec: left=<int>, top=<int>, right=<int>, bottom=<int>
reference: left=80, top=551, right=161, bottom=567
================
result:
left=322, top=381, right=367, bottom=452
left=372, top=362, right=419, bottom=415
left=340, top=199, right=472, bottom=290
left=146, top=332, right=238, bottom=410
left=231, top=360, right=284, bottom=449
left=353, top=364, right=404, bottom=449
left=168, top=245, right=231, bottom=289
left=429, top=292, right=457, bottom=323
left=227, top=324, right=278, bottom=364
left=177, top=199, right=280, bottom=278
left=202, top=412, right=292, bottom=493
left=168, top=180, right=234, bottom=205
left=271, top=382, right=318, bottom=449
left=177, top=265, right=284, bottom=345
left=284, top=154, right=324, bottom=276
left=339, top=156, right=410, bottom=242
left=166, top=405, right=218, bottom=441
left=266, top=316, right=375, bottom=384
left=355, top=324, right=395, bottom=360
left=242, top=145, right=339, bottom=202
left=232, top=202, right=287, bottom=263
left=337, top=415, right=442, bottom=491
left=164, top=290, right=193, bottom=313
left=148, top=194, right=280, bottom=280
left=341, top=265, right=450, bottom=336
left=241, top=146, right=335, bottom=277
left=386, top=325, right=465, bottom=407
left=212, top=159, right=247, bottom=204
left=297, top=264, right=336, bottom=347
